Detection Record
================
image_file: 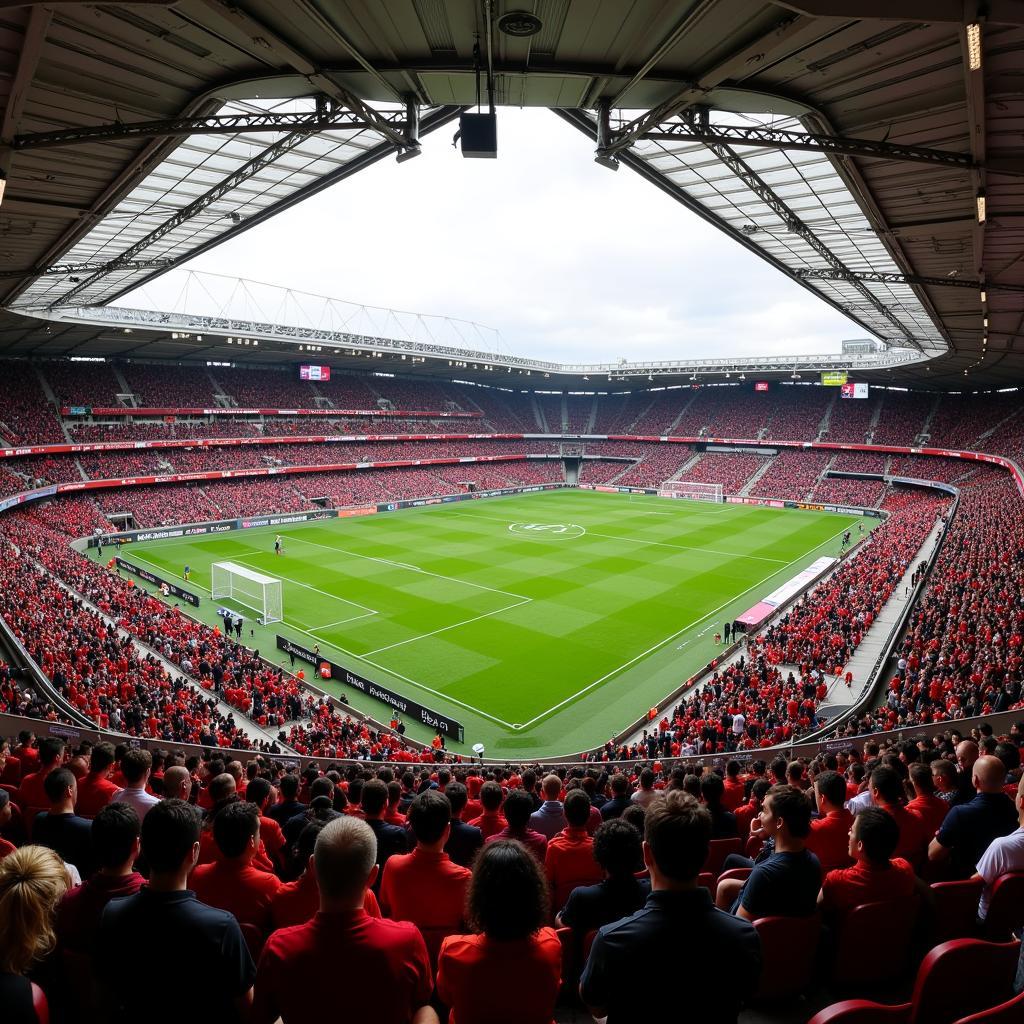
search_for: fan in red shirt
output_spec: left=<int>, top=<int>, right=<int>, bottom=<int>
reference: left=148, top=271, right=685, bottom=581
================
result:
left=74, top=742, right=121, bottom=818
left=190, top=801, right=281, bottom=940
left=380, top=789, right=471, bottom=965
left=243, top=778, right=287, bottom=874
left=16, top=737, right=65, bottom=815
left=819, top=807, right=919, bottom=919
left=869, top=767, right=929, bottom=867
left=721, top=761, right=747, bottom=812
left=468, top=781, right=507, bottom=839
left=905, top=763, right=950, bottom=841
left=544, top=791, right=602, bottom=914
left=437, top=839, right=561, bottom=1024
left=486, top=790, right=548, bottom=863
left=807, top=771, right=855, bottom=873
left=734, top=780, right=770, bottom=841
left=253, top=816, right=433, bottom=1024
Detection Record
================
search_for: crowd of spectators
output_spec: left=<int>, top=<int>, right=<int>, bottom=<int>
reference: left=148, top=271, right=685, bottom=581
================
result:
left=889, top=454, right=976, bottom=483
left=750, top=450, right=831, bottom=501
left=810, top=476, right=886, bottom=507
left=680, top=451, right=770, bottom=495
left=0, top=364, right=66, bottom=445
left=578, top=460, right=629, bottom=484
left=0, top=722, right=1020, bottom=1024
left=96, top=484, right=222, bottom=527
left=590, top=391, right=650, bottom=434
left=120, top=364, right=220, bottom=407
left=565, top=395, right=593, bottom=433
left=825, top=394, right=881, bottom=443
left=42, top=361, right=122, bottom=408
left=870, top=392, right=937, bottom=446
left=535, top=394, right=563, bottom=432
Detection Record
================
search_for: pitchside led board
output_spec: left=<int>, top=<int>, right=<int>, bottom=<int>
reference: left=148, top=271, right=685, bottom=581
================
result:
left=841, top=382, right=870, bottom=399
left=299, top=364, right=331, bottom=381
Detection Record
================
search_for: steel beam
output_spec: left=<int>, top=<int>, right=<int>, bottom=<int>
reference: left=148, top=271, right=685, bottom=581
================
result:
left=776, top=1, right=1024, bottom=26
left=796, top=268, right=1024, bottom=293
left=0, top=259, right=175, bottom=282
left=630, top=120, right=981, bottom=173
left=12, top=109, right=395, bottom=152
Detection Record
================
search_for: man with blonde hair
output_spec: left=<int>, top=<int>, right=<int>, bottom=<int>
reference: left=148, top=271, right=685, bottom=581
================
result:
left=253, top=816, right=436, bottom=1024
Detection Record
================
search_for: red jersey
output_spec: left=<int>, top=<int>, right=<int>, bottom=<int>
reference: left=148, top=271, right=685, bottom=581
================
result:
left=820, top=858, right=916, bottom=917
left=544, top=828, right=602, bottom=914
left=190, top=858, right=281, bottom=934
left=807, top=809, right=855, bottom=873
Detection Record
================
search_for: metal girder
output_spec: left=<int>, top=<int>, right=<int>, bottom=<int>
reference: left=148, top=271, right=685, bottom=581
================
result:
left=49, top=128, right=320, bottom=307
left=12, top=109, right=397, bottom=152
left=795, top=268, right=1024, bottom=293
left=776, top=1, right=1024, bottom=25
left=672, top=109, right=920, bottom=347
left=0, top=259, right=175, bottom=282
left=630, top=119, right=983, bottom=173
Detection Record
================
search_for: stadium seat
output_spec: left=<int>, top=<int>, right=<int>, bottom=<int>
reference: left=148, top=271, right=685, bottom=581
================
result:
left=752, top=914, right=821, bottom=1000
left=31, top=982, right=49, bottom=1024
left=744, top=834, right=763, bottom=859
left=816, top=939, right=1021, bottom=1024
left=930, top=877, right=984, bottom=942
left=717, top=867, right=753, bottom=885
left=982, top=873, right=1024, bottom=941
left=952, top=989, right=1024, bottom=1023
left=832, top=899, right=918, bottom=990
left=703, top=837, right=742, bottom=877
left=697, top=871, right=715, bottom=891
left=239, top=922, right=265, bottom=960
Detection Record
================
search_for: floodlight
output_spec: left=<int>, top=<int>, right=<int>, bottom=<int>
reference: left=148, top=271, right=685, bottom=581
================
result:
left=976, top=193, right=986, bottom=223
left=594, top=153, right=620, bottom=172
left=966, top=23, right=982, bottom=70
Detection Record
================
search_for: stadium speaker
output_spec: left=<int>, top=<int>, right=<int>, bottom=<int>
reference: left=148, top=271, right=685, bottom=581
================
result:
left=459, top=112, right=497, bottom=158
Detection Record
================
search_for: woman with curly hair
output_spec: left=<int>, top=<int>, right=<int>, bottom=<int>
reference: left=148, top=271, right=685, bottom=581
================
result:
left=0, top=845, right=68, bottom=1023
left=436, top=838, right=561, bottom=1024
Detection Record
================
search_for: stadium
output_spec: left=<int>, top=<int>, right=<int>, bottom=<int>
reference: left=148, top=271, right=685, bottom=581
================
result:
left=0, top=3, right=1022, bottom=1022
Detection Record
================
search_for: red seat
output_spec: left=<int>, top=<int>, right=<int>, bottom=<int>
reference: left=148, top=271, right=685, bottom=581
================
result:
left=31, top=982, right=49, bottom=1024
left=952, top=989, right=1024, bottom=1023
left=752, top=914, right=821, bottom=1000
left=814, top=938, right=1021, bottom=1024
left=982, top=872, right=1024, bottom=941
left=930, top=877, right=984, bottom=942
left=697, top=871, right=715, bottom=891
left=703, top=837, right=742, bottom=878
left=239, top=922, right=265, bottom=960
left=744, top=834, right=763, bottom=859
left=832, top=899, right=918, bottom=989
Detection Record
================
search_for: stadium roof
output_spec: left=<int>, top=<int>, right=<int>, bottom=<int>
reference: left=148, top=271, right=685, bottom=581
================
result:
left=0, top=1, right=1022, bottom=388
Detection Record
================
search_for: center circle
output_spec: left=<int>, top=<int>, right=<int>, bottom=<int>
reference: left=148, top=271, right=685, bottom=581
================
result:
left=508, top=522, right=586, bottom=539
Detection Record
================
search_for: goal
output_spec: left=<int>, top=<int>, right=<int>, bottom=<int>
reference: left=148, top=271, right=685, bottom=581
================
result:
left=658, top=480, right=725, bottom=503
left=211, top=561, right=283, bottom=625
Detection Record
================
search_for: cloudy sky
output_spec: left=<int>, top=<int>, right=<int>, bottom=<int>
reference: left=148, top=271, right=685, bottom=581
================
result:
left=122, top=108, right=866, bottom=364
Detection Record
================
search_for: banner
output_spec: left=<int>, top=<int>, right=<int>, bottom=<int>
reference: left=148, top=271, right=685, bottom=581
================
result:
left=276, top=636, right=464, bottom=742
left=115, top=557, right=201, bottom=606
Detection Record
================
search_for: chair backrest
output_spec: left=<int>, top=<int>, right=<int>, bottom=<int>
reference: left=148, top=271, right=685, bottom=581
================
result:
left=833, top=898, right=918, bottom=989
left=909, top=939, right=1021, bottom=1024
left=703, top=837, right=742, bottom=877
left=807, top=1000, right=912, bottom=1024
left=930, top=877, right=985, bottom=943
left=983, top=873, right=1024, bottom=942
left=717, top=867, right=753, bottom=885
left=952, top=989, right=1024, bottom=1024
left=31, top=982, right=49, bottom=1024
left=752, top=915, right=821, bottom=1000
left=745, top=834, right=763, bottom=859
left=697, top=871, right=715, bottom=891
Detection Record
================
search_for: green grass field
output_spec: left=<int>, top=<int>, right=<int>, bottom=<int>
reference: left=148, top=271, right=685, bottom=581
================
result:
left=112, top=489, right=865, bottom=758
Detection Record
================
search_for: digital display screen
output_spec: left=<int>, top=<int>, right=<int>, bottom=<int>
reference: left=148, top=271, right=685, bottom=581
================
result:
left=299, top=365, right=330, bottom=381
left=754, top=381, right=769, bottom=392
left=841, top=382, right=869, bottom=399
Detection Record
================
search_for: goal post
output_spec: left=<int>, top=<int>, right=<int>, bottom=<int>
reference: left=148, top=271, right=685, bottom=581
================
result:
left=658, top=480, right=725, bottom=503
left=211, top=561, right=284, bottom=625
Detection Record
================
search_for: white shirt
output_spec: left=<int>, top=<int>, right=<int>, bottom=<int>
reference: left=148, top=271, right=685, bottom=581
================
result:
left=976, top=825, right=1024, bottom=919
left=113, top=784, right=160, bottom=820
left=732, top=713, right=746, bottom=735
left=846, top=789, right=873, bottom=815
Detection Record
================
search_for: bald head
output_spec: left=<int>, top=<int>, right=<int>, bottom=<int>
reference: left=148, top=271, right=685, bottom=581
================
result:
left=972, top=755, right=1007, bottom=794
left=163, top=766, right=192, bottom=802
left=314, top=816, right=377, bottom=907
left=957, top=740, right=979, bottom=771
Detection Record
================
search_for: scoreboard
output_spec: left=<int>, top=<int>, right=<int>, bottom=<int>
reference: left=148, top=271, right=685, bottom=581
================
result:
left=299, top=364, right=331, bottom=381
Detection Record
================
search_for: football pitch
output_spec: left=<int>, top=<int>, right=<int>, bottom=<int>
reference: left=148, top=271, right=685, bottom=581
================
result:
left=118, top=489, right=866, bottom=758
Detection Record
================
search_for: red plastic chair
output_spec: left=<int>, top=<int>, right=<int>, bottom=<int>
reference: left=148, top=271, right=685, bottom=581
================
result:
left=744, top=833, right=763, bottom=859
left=953, top=989, right=1024, bottom=1023
left=703, top=837, right=742, bottom=878
left=752, top=914, right=821, bottom=1000
left=832, top=898, right=918, bottom=989
left=930, top=877, right=984, bottom=942
left=717, top=867, right=753, bottom=885
left=31, top=982, right=49, bottom=1024
left=815, top=938, right=1021, bottom=1024
left=697, top=871, right=715, bottom=891
left=982, top=872, right=1024, bottom=941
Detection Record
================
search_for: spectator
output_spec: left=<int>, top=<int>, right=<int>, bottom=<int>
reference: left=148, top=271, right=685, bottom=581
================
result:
left=906, top=762, right=949, bottom=841
left=190, top=801, right=281, bottom=937
left=267, top=772, right=305, bottom=827
left=868, top=766, right=928, bottom=865
left=545, top=790, right=602, bottom=914
left=973, top=776, right=1024, bottom=920
left=443, top=782, right=483, bottom=868
left=932, top=760, right=963, bottom=805
left=468, top=781, right=506, bottom=839
left=253, top=816, right=435, bottom=1024
left=818, top=807, right=918, bottom=919
left=161, top=765, right=193, bottom=803
left=722, top=761, right=746, bottom=811
left=380, top=790, right=471, bottom=964
left=530, top=775, right=567, bottom=840
left=98, top=799, right=255, bottom=1023
left=487, top=789, right=548, bottom=861
left=928, top=755, right=1018, bottom=878
left=360, top=778, right=409, bottom=892
left=717, top=784, right=821, bottom=920
left=75, top=742, right=120, bottom=817
left=32, top=767, right=96, bottom=878
left=734, top=779, right=770, bottom=839
left=0, top=845, right=68, bottom=1024
left=807, top=771, right=854, bottom=873
left=700, top=772, right=738, bottom=839
left=111, top=748, right=159, bottom=821
left=0, top=791, right=15, bottom=860
left=16, top=737, right=65, bottom=813
left=437, top=839, right=561, bottom=1024
left=57, top=802, right=144, bottom=952
left=600, top=774, right=632, bottom=820
left=581, top=792, right=760, bottom=1023
left=630, top=768, right=658, bottom=809
left=556, top=818, right=650, bottom=931
left=244, top=777, right=287, bottom=873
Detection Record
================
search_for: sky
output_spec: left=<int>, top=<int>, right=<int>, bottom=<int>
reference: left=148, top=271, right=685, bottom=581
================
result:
left=121, top=108, right=867, bottom=364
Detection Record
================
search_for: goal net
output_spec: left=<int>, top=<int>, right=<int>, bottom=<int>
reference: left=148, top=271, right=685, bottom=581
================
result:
left=658, top=480, right=725, bottom=503
left=211, top=561, right=283, bottom=625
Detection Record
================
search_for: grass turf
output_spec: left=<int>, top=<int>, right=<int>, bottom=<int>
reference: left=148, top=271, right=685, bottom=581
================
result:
left=110, top=489, right=866, bottom=758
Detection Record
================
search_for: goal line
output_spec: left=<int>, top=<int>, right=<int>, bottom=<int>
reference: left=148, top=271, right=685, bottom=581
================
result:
left=657, top=479, right=724, bottom=503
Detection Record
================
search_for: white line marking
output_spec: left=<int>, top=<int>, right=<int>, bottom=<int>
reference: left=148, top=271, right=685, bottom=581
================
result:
left=232, top=556, right=379, bottom=617
left=512, top=520, right=857, bottom=730
left=311, top=611, right=378, bottom=629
